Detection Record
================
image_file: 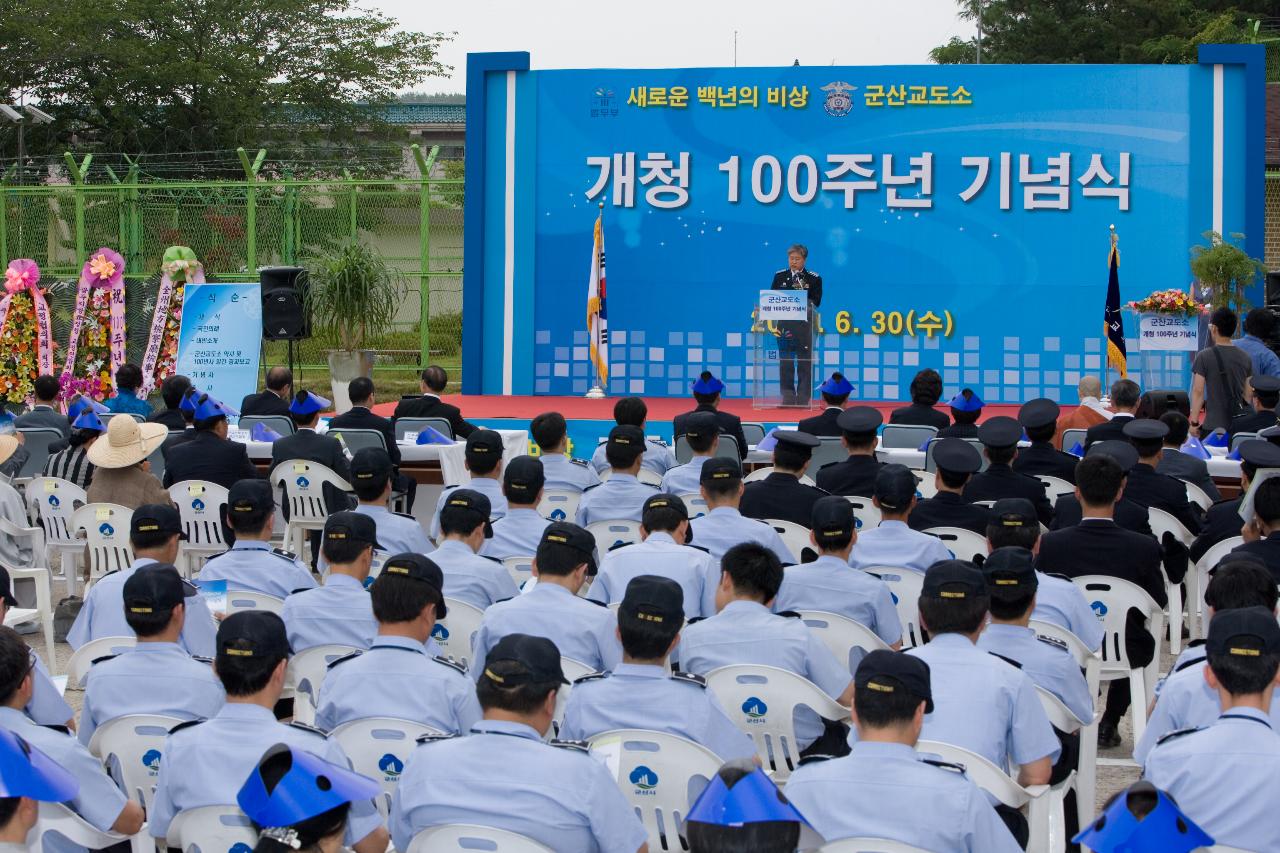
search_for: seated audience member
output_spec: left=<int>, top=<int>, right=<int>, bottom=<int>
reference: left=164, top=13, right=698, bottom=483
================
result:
left=43, top=407, right=102, bottom=489
left=661, top=411, right=719, bottom=495
left=1074, top=782, right=1212, bottom=853
left=315, top=553, right=480, bottom=733
left=589, top=494, right=719, bottom=618
left=678, top=543, right=853, bottom=756
left=576, top=424, right=660, bottom=526
left=1191, top=439, right=1280, bottom=563
left=483, top=456, right=551, bottom=560
left=392, top=364, right=477, bottom=439
left=430, top=430, right=508, bottom=539
left=104, top=362, right=153, bottom=417
left=78, top=564, right=224, bottom=745
left=271, top=389, right=350, bottom=499
left=0, top=566, right=71, bottom=729
left=240, top=365, right=293, bottom=417
left=1121, top=417, right=1204, bottom=536
left=890, top=368, right=950, bottom=430
left=431, top=489, right=519, bottom=609
left=1084, top=378, right=1140, bottom=448
left=815, top=406, right=885, bottom=497
left=1143, top=607, right=1280, bottom=853
left=14, top=374, right=67, bottom=437
left=774, top=496, right=902, bottom=650
left=1036, top=453, right=1166, bottom=747
left=281, top=512, right=379, bottom=651
left=936, top=389, right=982, bottom=439
left=850, top=465, right=952, bottom=572
left=163, top=392, right=258, bottom=489
left=674, top=371, right=748, bottom=461
left=562, top=575, right=756, bottom=760
left=348, top=447, right=432, bottom=556
left=0, top=446, right=29, bottom=572
left=470, top=523, right=621, bottom=678
left=198, top=480, right=317, bottom=598
left=530, top=411, right=600, bottom=492
left=0, top=627, right=145, bottom=841
left=689, top=457, right=795, bottom=564
left=1156, top=410, right=1220, bottom=502
left=798, top=372, right=853, bottom=437
left=964, top=416, right=1054, bottom=526
left=148, top=611, right=388, bottom=852
left=0, top=724, right=81, bottom=845
left=1231, top=476, right=1280, bottom=583
left=0, top=421, right=26, bottom=482
left=85, top=414, right=170, bottom=508
left=389, top=634, right=648, bottom=853
left=1013, top=397, right=1077, bottom=483
left=589, top=396, right=676, bottom=476
left=160, top=386, right=198, bottom=461
left=739, top=430, right=826, bottom=528
left=1057, top=375, right=1111, bottom=438
left=784, top=650, right=1022, bottom=851
left=329, top=376, right=416, bottom=509
left=148, top=374, right=191, bottom=431
left=68, top=505, right=218, bottom=658
left=1230, top=373, right=1280, bottom=439
left=685, top=761, right=814, bottom=853
left=1050, top=440, right=1154, bottom=535
left=909, top=437, right=991, bottom=535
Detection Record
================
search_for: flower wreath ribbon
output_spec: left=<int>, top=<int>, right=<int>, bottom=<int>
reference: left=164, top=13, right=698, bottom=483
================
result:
left=140, top=246, right=205, bottom=395
left=63, top=247, right=127, bottom=384
left=0, top=259, right=55, bottom=376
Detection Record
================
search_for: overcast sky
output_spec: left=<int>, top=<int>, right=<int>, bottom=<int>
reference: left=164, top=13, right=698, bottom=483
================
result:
left=376, top=0, right=977, bottom=94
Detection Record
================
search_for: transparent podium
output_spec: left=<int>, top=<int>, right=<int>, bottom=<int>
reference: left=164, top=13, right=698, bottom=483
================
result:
left=750, top=289, right=819, bottom=409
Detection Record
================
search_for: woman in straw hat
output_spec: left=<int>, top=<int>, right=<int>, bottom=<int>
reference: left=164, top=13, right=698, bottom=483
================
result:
left=0, top=435, right=34, bottom=569
left=85, top=415, right=171, bottom=509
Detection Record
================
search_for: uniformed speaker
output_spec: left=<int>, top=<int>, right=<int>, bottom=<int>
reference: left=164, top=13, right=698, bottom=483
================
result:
left=768, top=244, right=823, bottom=407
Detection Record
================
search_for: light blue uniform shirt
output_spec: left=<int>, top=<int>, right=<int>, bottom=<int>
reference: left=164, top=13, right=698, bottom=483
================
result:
left=689, top=506, right=796, bottom=564
left=1144, top=707, right=1280, bottom=853
left=470, top=583, right=622, bottom=679
left=785, top=741, right=1023, bottom=852
left=196, top=540, right=317, bottom=598
left=389, top=719, right=649, bottom=853
left=660, top=456, right=710, bottom=497
left=560, top=663, right=756, bottom=761
left=354, top=502, right=434, bottom=556
left=773, top=555, right=903, bottom=648
left=29, top=653, right=74, bottom=727
left=575, top=473, right=659, bottom=526
left=1032, top=571, right=1105, bottom=652
left=315, top=635, right=481, bottom=734
left=538, top=452, right=602, bottom=492
left=590, top=437, right=677, bottom=477
left=78, top=642, right=224, bottom=746
left=587, top=531, right=719, bottom=618
left=849, top=520, right=953, bottom=572
left=281, top=573, right=376, bottom=651
left=149, top=703, right=383, bottom=847
left=1236, top=333, right=1280, bottom=379
left=977, top=623, right=1093, bottom=723
left=67, top=558, right=217, bottom=658
left=480, top=508, right=550, bottom=561
left=432, top=539, right=521, bottom=610
left=430, top=479, right=508, bottom=540
left=0, top=706, right=129, bottom=853
left=677, top=600, right=851, bottom=749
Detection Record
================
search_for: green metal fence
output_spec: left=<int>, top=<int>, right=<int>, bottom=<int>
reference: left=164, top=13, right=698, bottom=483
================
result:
left=0, top=145, right=463, bottom=395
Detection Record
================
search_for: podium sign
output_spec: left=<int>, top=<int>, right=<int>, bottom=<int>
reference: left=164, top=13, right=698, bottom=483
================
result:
left=758, top=290, right=807, bottom=321
left=1130, top=311, right=1204, bottom=392
left=1138, top=314, right=1198, bottom=351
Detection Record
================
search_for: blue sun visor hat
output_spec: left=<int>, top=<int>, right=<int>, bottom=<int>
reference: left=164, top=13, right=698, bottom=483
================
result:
left=72, top=409, right=105, bottom=433
left=237, top=743, right=380, bottom=830
left=685, top=760, right=811, bottom=829
left=289, top=390, right=331, bottom=417
left=1073, top=781, right=1214, bottom=852
left=178, top=387, right=201, bottom=414
left=66, top=395, right=109, bottom=420
left=0, top=727, right=79, bottom=802
left=194, top=393, right=239, bottom=421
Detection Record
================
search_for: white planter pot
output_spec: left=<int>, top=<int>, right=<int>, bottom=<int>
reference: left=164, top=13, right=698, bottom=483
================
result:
left=326, top=350, right=375, bottom=414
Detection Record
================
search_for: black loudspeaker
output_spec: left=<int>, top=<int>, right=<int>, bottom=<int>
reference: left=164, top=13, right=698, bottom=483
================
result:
left=261, top=267, right=309, bottom=341
left=1136, top=389, right=1190, bottom=420
left=1266, top=272, right=1280, bottom=307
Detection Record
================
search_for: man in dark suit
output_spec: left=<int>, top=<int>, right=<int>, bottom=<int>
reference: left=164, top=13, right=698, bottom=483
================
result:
left=1229, top=476, right=1280, bottom=583
left=740, top=430, right=828, bottom=529
left=1013, top=398, right=1077, bottom=484
left=673, top=371, right=748, bottom=461
left=328, top=376, right=416, bottom=510
left=163, top=393, right=258, bottom=489
left=769, top=244, right=823, bottom=406
left=963, top=416, right=1053, bottom=527
left=889, top=368, right=950, bottom=430
left=1156, top=411, right=1220, bottom=502
left=1228, top=374, right=1280, bottom=441
left=1050, top=441, right=1152, bottom=535
left=1036, top=452, right=1166, bottom=747
left=147, top=374, right=191, bottom=432
left=1191, top=440, right=1280, bottom=563
left=935, top=389, right=983, bottom=439
left=239, top=366, right=293, bottom=417
left=797, top=372, right=851, bottom=437
left=909, top=438, right=991, bottom=535
left=1121, top=419, right=1204, bottom=584
left=15, top=375, right=70, bottom=438
left=271, top=390, right=350, bottom=483
left=391, top=364, right=477, bottom=439
left=160, top=387, right=199, bottom=462
left=1083, top=378, right=1140, bottom=449
left=814, top=407, right=884, bottom=497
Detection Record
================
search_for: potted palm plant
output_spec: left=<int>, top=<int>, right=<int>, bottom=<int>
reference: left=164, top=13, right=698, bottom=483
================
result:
left=305, top=240, right=404, bottom=413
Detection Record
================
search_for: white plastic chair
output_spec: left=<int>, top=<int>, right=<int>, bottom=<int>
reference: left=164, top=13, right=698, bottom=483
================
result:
left=1036, top=475, right=1075, bottom=500
left=165, top=805, right=255, bottom=852
left=29, top=801, right=150, bottom=853
left=1189, top=535, right=1245, bottom=640
left=502, top=555, right=534, bottom=587
left=537, top=488, right=581, bottom=522
left=1183, top=480, right=1213, bottom=513
left=765, top=519, right=813, bottom=563
left=86, top=713, right=181, bottom=812
left=1072, top=575, right=1165, bottom=745
left=432, top=597, right=484, bottom=667
left=284, top=643, right=361, bottom=726
left=587, top=519, right=643, bottom=557
left=24, top=476, right=87, bottom=597
left=678, top=492, right=709, bottom=519
left=819, top=840, right=933, bottom=853
left=71, top=502, right=134, bottom=587
left=844, top=496, right=882, bottom=531
left=863, top=567, right=926, bottom=649
left=552, top=657, right=597, bottom=736
left=1148, top=507, right=1194, bottom=655
left=923, top=526, right=989, bottom=562
left=0, top=523, right=56, bottom=667
left=168, top=480, right=230, bottom=577
left=1034, top=687, right=1091, bottom=853
left=14, top=427, right=65, bottom=481
left=704, top=664, right=848, bottom=782
left=330, top=717, right=442, bottom=819
left=407, top=824, right=555, bottom=853
left=799, top=610, right=890, bottom=674
left=588, top=729, right=722, bottom=852
left=745, top=466, right=816, bottom=486
left=66, top=636, right=135, bottom=689
left=270, top=459, right=353, bottom=559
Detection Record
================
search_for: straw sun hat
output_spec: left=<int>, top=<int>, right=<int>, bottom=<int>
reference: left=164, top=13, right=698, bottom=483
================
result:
left=0, top=435, right=18, bottom=467
left=86, top=416, right=168, bottom=469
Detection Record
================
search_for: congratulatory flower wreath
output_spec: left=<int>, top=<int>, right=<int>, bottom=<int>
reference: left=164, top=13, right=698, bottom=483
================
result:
left=0, top=259, right=55, bottom=404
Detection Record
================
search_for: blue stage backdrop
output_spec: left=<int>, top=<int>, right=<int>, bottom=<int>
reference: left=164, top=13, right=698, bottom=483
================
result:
left=463, top=47, right=1264, bottom=403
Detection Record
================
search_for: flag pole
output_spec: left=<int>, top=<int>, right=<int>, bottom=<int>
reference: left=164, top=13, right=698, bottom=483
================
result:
left=585, top=201, right=606, bottom=399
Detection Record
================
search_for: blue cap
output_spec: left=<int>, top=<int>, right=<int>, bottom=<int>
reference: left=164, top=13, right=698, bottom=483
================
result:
left=819, top=372, right=853, bottom=397
left=685, top=761, right=811, bottom=829
left=194, top=393, right=239, bottom=422
left=237, top=743, right=380, bottom=829
left=178, top=387, right=201, bottom=414
left=289, top=390, right=331, bottom=417
left=66, top=396, right=108, bottom=420
left=947, top=389, right=983, bottom=412
left=0, top=727, right=78, bottom=802
left=72, top=409, right=105, bottom=433
left=692, top=371, right=725, bottom=396
left=1073, top=781, right=1213, bottom=852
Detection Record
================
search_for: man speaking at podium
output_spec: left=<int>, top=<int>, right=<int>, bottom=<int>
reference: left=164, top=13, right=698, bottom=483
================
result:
left=770, top=244, right=823, bottom=406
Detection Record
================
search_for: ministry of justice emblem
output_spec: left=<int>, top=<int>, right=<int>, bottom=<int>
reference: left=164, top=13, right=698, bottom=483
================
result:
left=820, top=81, right=856, bottom=117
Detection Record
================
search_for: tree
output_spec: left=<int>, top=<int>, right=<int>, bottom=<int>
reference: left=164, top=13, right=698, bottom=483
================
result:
left=0, top=0, right=452, bottom=176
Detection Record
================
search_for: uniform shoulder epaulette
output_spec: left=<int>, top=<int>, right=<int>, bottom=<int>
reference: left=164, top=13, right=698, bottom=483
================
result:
left=583, top=482, right=602, bottom=493
left=687, top=616, right=707, bottom=625
left=392, top=510, right=416, bottom=520
left=687, top=544, right=711, bottom=554
left=670, top=670, right=706, bottom=688
left=99, top=569, right=120, bottom=580
left=1156, top=726, right=1203, bottom=746
left=921, top=757, right=967, bottom=774
left=797, top=753, right=834, bottom=766
left=192, top=655, right=214, bottom=665
left=288, top=721, right=327, bottom=738
left=650, top=437, right=668, bottom=447
left=168, top=718, right=205, bottom=735
left=1187, top=639, right=1206, bottom=649
left=415, top=732, right=459, bottom=745
left=432, top=655, right=467, bottom=674
left=326, top=650, right=363, bottom=669
left=644, top=482, right=660, bottom=490
left=570, top=457, right=589, bottom=468
left=608, top=541, right=633, bottom=552
left=203, top=550, right=227, bottom=562
left=1036, top=635, right=1068, bottom=652
left=549, top=738, right=590, bottom=754
left=442, top=484, right=459, bottom=493
left=180, top=579, right=200, bottom=598
left=289, top=586, right=314, bottom=595
left=89, top=654, right=118, bottom=666
left=271, top=547, right=300, bottom=562
left=573, top=671, right=609, bottom=685
left=584, top=597, right=608, bottom=608
left=479, top=554, right=504, bottom=564
left=819, top=460, right=840, bottom=470
left=775, top=267, right=790, bottom=275
left=776, top=610, right=803, bottom=620
left=1045, top=572, right=1072, bottom=582
left=988, top=651, right=1023, bottom=669
left=1174, top=650, right=1207, bottom=673
left=811, top=486, right=832, bottom=495
left=41, top=724, right=71, bottom=735
left=807, top=268, right=820, bottom=277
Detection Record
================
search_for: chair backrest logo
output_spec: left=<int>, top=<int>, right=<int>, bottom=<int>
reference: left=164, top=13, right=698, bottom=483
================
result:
left=142, top=748, right=162, bottom=775
left=99, top=522, right=114, bottom=537
left=378, top=753, right=404, bottom=780
left=431, top=624, right=450, bottom=640
left=629, top=764, right=658, bottom=793
left=742, top=696, right=768, bottom=720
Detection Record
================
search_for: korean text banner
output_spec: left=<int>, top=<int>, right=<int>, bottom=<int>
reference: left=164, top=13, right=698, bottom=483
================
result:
left=174, top=282, right=263, bottom=411
left=464, top=51, right=1262, bottom=402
